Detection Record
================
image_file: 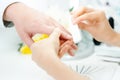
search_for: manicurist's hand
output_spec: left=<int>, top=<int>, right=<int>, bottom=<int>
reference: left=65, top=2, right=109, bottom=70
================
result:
left=4, top=2, right=72, bottom=47
left=30, top=28, right=61, bottom=63
left=72, top=7, right=118, bottom=45
left=30, top=28, right=88, bottom=80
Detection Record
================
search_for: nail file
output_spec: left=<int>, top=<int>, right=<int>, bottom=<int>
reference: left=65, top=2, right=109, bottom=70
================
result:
left=68, top=15, right=82, bottom=43
left=69, top=0, right=82, bottom=43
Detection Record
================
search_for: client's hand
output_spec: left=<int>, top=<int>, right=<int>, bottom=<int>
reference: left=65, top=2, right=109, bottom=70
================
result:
left=31, top=28, right=60, bottom=63
left=31, top=28, right=77, bottom=64
left=4, top=3, right=72, bottom=47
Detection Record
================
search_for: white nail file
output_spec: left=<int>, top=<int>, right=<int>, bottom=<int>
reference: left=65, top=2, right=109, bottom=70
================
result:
left=69, top=0, right=82, bottom=43
left=68, top=16, right=82, bottom=43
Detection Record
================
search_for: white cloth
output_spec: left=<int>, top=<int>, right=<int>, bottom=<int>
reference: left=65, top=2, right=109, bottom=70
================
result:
left=0, top=0, right=21, bottom=28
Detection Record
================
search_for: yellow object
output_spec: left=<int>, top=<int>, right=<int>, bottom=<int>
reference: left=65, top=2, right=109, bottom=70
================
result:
left=20, top=45, right=32, bottom=54
left=20, top=34, right=49, bottom=55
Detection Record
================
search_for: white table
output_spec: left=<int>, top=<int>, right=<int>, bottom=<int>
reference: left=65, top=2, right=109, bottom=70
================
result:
left=0, top=49, right=120, bottom=80
left=0, top=28, right=120, bottom=80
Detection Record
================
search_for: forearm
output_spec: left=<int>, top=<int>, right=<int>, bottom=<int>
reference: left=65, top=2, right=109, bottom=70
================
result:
left=36, top=54, right=89, bottom=80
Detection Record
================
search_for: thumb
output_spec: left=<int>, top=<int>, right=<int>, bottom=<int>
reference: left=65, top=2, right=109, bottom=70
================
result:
left=49, top=28, right=61, bottom=41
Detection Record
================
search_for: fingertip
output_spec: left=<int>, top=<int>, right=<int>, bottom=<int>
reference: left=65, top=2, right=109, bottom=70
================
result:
left=72, top=44, right=78, bottom=50
left=68, top=50, right=75, bottom=56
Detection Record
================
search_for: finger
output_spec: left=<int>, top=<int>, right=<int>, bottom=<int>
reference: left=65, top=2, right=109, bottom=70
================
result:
left=60, top=30, right=72, bottom=40
left=50, top=24, right=72, bottom=40
left=50, top=18, right=72, bottom=40
left=51, top=17, right=72, bottom=36
left=66, top=40, right=78, bottom=50
left=72, top=7, right=94, bottom=19
left=72, top=44, right=78, bottom=50
left=60, top=39, right=66, bottom=45
left=57, top=24, right=72, bottom=35
left=72, top=7, right=86, bottom=19
left=60, top=40, right=73, bottom=50
left=68, top=49, right=74, bottom=56
left=59, top=40, right=77, bottom=55
left=74, top=11, right=104, bottom=25
left=78, top=22, right=88, bottom=30
left=59, top=41, right=75, bottom=56
left=64, top=46, right=75, bottom=56
left=58, top=45, right=69, bottom=58
left=49, top=28, right=61, bottom=41
left=61, top=40, right=78, bottom=50
left=59, top=45, right=75, bottom=57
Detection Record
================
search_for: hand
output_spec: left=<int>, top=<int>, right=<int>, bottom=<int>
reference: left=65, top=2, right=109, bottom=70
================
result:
left=31, top=28, right=61, bottom=63
left=72, top=7, right=117, bottom=44
left=4, top=3, right=72, bottom=47
left=31, top=28, right=89, bottom=80
left=30, top=28, right=77, bottom=63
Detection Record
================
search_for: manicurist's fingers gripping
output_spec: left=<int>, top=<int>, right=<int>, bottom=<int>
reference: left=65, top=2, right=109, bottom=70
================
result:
left=72, top=7, right=94, bottom=19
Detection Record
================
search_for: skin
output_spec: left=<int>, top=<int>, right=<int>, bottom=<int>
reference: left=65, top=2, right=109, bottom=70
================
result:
left=3, top=2, right=77, bottom=55
left=4, top=2, right=72, bottom=46
left=72, top=7, right=120, bottom=47
left=30, top=28, right=89, bottom=80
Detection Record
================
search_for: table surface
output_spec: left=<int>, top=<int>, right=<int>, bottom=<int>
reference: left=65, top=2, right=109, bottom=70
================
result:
left=0, top=28, right=120, bottom=80
left=0, top=50, right=120, bottom=80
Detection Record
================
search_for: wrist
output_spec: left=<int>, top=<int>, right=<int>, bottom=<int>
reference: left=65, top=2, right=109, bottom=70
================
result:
left=35, top=51, right=59, bottom=66
left=4, top=2, right=31, bottom=22
left=36, top=52, right=60, bottom=73
left=102, top=23, right=119, bottom=46
left=105, top=28, right=120, bottom=47
left=110, top=32, right=120, bottom=47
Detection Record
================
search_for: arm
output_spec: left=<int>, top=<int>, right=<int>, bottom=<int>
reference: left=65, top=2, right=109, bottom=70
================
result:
left=72, top=7, right=120, bottom=47
left=4, top=2, right=77, bottom=55
left=30, top=28, right=88, bottom=80
left=37, top=54, right=88, bottom=80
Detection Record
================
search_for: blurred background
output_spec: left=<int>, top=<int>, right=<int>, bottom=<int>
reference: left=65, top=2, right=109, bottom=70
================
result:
left=0, top=0, right=120, bottom=80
